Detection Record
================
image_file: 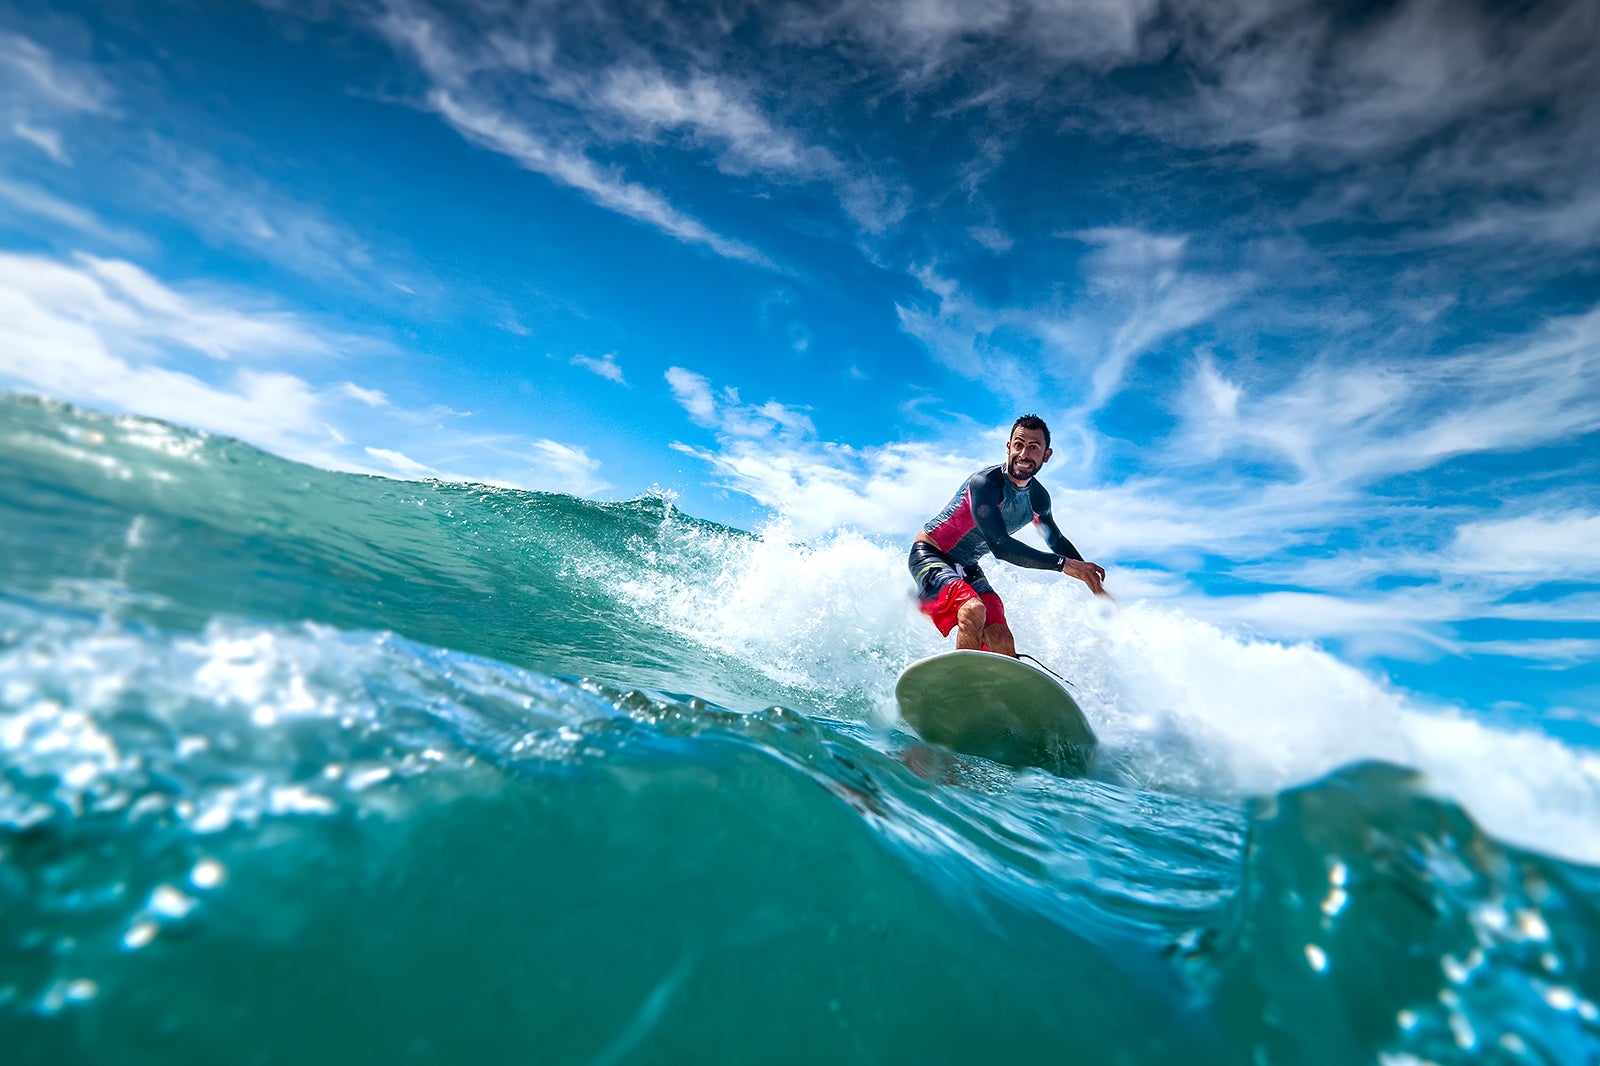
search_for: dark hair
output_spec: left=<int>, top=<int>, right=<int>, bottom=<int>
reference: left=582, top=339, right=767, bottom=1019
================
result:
left=1010, top=414, right=1050, bottom=449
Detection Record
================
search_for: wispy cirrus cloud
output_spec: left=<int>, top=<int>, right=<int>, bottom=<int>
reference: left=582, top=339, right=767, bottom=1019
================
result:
left=895, top=228, right=1241, bottom=410
left=572, top=352, right=625, bottom=384
left=776, top=0, right=1164, bottom=74
left=665, top=365, right=815, bottom=439
left=0, top=30, right=397, bottom=294
left=1051, top=228, right=1240, bottom=408
left=1174, top=304, right=1600, bottom=487
left=370, top=0, right=908, bottom=260
left=0, top=29, right=111, bottom=116
left=426, top=88, right=770, bottom=267
left=129, top=139, right=383, bottom=287
left=1447, top=512, right=1600, bottom=581
left=12, top=119, right=67, bottom=162
left=0, top=177, right=139, bottom=247
left=371, top=3, right=777, bottom=266
left=0, top=28, right=110, bottom=172
left=589, top=65, right=906, bottom=232
left=778, top=0, right=1600, bottom=255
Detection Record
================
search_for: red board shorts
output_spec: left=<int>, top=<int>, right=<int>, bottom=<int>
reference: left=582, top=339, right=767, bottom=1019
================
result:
left=908, top=541, right=1007, bottom=637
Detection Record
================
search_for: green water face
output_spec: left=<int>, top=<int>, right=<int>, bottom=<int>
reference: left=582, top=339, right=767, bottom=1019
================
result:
left=6, top=723, right=1219, bottom=1066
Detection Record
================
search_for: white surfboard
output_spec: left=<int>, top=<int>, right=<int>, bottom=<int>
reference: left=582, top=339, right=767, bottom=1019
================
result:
left=895, top=650, right=1097, bottom=773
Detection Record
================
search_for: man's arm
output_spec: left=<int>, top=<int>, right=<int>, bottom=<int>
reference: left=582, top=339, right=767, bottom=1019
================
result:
left=1032, top=494, right=1084, bottom=561
left=1031, top=483, right=1110, bottom=597
left=968, top=470, right=1065, bottom=571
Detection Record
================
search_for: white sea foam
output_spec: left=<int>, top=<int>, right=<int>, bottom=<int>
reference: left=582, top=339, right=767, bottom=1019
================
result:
left=620, top=519, right=1600, bottom=865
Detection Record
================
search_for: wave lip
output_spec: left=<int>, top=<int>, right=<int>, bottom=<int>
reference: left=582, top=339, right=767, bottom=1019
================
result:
left=1214, top=762, right=1600, bottom=1064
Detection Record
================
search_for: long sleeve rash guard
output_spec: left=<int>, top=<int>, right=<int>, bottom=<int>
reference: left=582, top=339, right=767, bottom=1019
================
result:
left=920, top=465, right=1084, bottom=570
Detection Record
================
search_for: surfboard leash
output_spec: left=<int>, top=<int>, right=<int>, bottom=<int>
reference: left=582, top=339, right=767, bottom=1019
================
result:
left=1018, top=653, right=1074, bottom=686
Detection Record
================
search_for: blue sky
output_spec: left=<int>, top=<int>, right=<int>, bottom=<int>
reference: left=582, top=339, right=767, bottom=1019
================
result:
left=1, top=0, right=1597, bottom=724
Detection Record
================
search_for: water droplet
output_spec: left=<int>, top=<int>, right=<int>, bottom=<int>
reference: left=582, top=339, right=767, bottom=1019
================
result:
left=1304, top=943, right=1327, bottom=972
left=148, top=885, right=196, bottom=919
left=190, top=859, right=225, bottom=889
left=123, top=921, right=158, bottom=949
left=1514, top=909, right=1550, bottom=942
left=1540, top=984, right=1577, bottom=1011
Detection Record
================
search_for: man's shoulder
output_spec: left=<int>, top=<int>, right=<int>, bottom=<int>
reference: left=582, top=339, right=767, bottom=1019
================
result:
left=966, top=464, right=1004, bottom=486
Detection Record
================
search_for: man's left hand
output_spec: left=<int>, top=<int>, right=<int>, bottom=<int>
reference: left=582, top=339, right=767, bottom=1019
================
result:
left=1062, top=559, right=1109, bottom=597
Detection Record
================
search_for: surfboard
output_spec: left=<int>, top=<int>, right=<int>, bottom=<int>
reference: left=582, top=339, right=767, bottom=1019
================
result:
left=894, top=650, right=1097, bottom=774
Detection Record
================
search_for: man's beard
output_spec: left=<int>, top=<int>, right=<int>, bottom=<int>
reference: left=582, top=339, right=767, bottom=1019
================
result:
left=1007, top=458, right=1037, bottom=480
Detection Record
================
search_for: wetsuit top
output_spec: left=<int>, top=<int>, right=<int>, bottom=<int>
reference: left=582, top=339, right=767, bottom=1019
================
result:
left=921, top=465, right=1084, bottom=570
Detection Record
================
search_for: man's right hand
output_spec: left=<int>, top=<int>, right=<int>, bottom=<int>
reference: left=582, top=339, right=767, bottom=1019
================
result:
left=1062, top=558, right=1109, bottom=597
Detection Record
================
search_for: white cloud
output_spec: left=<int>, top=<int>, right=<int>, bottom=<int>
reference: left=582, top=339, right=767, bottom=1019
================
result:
left=341, top=382, right=389, bottom=407
left=131, top=139, right=382, bottom=287
left=426, top=89, right=768, bottom=267
left=364, top=446, right=435, bottom=477
left=527, top=438, right=607, bottom=496
left=896, top=235, right=1239, bottom=410
left=781, top=0, right=1600, bottom=251
left=1456, top=638, right=1600, bottom=665
left=894, top=265, right=1039, bottom=404
left=1448, top=512, right=1600, bottom=581
left=0, top=248, right=611, bottom=497
left=12, top=120, right=67, bottom=163
left=2, top=252, right=333, bottom=363
left=368, top=4, right=771, bottom=265
left=666, top=365, right=817, bottom=443
left=372, top=2, right=902, bottom=247
left=1064, top=228, right=1240, bottom=407
left=673, top=434, right=987, bottom=538
left=1433, top=186, right=1600, bottom=252
left=572, top=352, right=625, bottom=384
left=1172, top=304, right=1600, bottom=488
left=597, top=67, right=818, bottom=175
left=968, top=225, right=1012, bottom=252
left=782, top=0, right=1163, bottom=72
left=664, top=366, right=717, bottom=426
left=0, top=179, right=131, bottom=245
left=0, top=33, right=388, bottom=290
left=0, top=31, right=112, bottom=115
left=0, top=250, right=349, bottom=465
left=591, top=65, right=906, bottom=232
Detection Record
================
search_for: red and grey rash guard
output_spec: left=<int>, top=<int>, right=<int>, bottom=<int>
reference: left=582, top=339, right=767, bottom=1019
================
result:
left=921, top=464, right=1084, bottom=571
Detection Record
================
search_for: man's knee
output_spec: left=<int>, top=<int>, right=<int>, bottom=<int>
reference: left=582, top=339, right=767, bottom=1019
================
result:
left=957, top=598, right=987, bottom=628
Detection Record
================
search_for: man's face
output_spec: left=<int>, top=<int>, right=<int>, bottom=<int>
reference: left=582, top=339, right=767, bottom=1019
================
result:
left=1005, top=427, right=1051, bottom=482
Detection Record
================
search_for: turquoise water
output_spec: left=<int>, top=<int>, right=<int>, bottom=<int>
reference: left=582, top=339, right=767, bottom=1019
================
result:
left=2, top=392, right=1598, bottom=1064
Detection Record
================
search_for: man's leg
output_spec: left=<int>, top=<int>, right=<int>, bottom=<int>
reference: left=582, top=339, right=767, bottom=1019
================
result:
left=955, top=598, right=987, bottom=650
left=983, top=622, right=1017, bottom=657
left=975, top=588, right=1013, bottom=656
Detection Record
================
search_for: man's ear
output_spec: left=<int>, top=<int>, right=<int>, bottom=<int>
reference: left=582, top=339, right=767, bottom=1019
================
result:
left=1042, top=447, right=1053, bottom=465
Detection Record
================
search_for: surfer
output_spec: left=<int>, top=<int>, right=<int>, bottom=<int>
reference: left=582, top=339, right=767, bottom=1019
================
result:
left=909, top=414, right=1108, bottom=656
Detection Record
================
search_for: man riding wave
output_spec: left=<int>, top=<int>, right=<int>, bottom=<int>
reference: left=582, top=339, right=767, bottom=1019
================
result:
left=909, top=414, right=1108, bottom=656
